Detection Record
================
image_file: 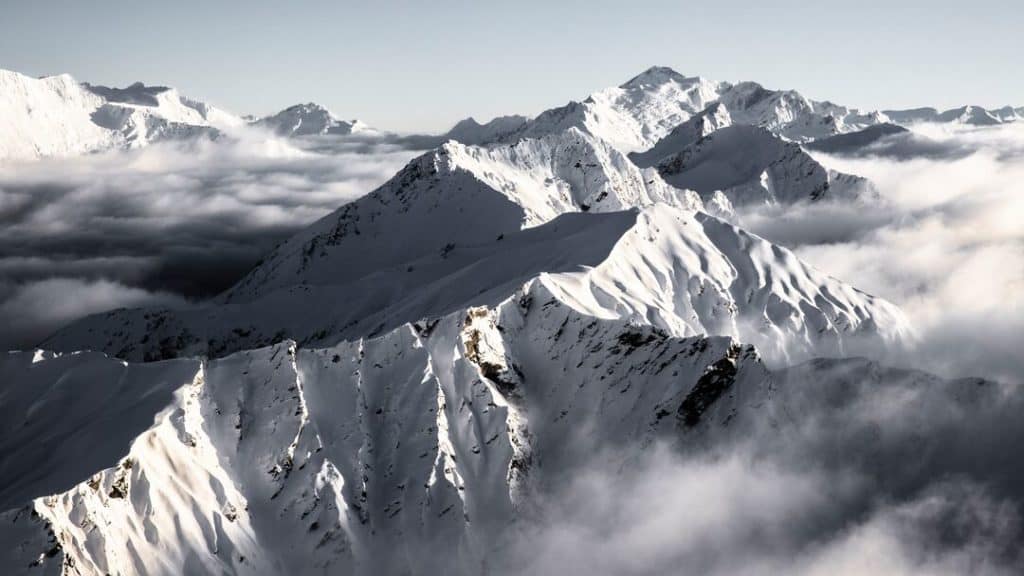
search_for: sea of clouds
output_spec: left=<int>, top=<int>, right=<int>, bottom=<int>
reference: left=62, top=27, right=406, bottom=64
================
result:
left=2, top=120, right=1022, bottom=574
left=0, top=134, right=423, bottom=349
left=741, top=123, right=1024, bottom=385
left=496, top=123, right=1024, bottom=576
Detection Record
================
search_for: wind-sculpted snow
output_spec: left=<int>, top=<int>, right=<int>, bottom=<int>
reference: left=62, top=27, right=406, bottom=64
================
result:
left=3, top=292, right=772, bottom=575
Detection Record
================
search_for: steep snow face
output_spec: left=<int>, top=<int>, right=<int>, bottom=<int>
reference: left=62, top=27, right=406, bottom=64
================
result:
left=254, top=103, right=373, bottom=136
left=653, top=125, right=878, bottom=206
left=629, top=101, right=733, bottom=168
left=0, top=69, right=241, bottom=162
left=42, top=124, right=906, bottom=364
left=5, top=293, right=773, bottom=575
left=0, top=70, right=116, bottom=161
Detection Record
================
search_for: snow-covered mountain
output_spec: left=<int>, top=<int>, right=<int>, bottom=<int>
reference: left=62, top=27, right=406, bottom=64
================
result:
left=639, top=124, right=878, bottom=206
left=3, top=300, right=773, bottom=574
left=882, top=105, right=1015, bottom=126
left=0, top=69, right=242, bottom=162
left=503, top=66, right=891, bottom=153
left=8, top=64, right=996, bottom=576
left=0, top=303, right=996, bottom=575
left=254, top=103, right=376, bottom=137
left=45, top=123, right=907, bottom=366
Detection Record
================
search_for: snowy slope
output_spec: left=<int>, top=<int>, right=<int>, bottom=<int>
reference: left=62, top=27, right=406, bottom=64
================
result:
left=650, top=125, right=878, bottom=206
left=507, top=67, right=889, bottom=153
left=0, top=69, right=241, bottom=162
left=44, top=130, right=908, bottom=366
left=628, top=101, right=733, bottom=167
left=5, top=293, right=774, bottom=575
left=2, top=303, right=993, bottom=575
left=0, top=70, right=116, bottom=161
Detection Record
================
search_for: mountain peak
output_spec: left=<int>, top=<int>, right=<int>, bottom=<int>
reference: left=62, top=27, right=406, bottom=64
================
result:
left=255, top=102, right=368, bottom=136
left=621, top=65, right=692, bottom=88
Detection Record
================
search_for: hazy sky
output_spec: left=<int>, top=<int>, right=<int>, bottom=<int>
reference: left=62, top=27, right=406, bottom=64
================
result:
left=2, top=0, right=1021, bottom=132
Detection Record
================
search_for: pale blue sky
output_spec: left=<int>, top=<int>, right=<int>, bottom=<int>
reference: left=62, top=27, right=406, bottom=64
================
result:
left=1, top=0, right=1020, bottom=132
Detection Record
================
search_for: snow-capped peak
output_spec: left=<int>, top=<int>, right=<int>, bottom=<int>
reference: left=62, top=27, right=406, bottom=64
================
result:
left=254, top=102, right=375, bottom=136
left=0, top=68, right=242, bottom=162
left=44, top=122, right=909, bottom=367
left=619, top=65, right=700, bottom=89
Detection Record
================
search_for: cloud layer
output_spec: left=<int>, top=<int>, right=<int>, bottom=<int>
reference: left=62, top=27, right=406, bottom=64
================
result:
left=500, top=358, right=1024, bottom=575
left=0, top=134, right=422, bottom=349
left=739, top=123, right=1024, bottom=384
left=494, top=124, right=1024, bottom=576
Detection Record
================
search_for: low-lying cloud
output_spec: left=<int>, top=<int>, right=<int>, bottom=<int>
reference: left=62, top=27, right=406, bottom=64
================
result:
left=505, top=452, right=1021, bottom=576
left=0, top=134, right=423, bottom=349
left=500, top=358, right=1024, bottom=575
left=739, top=123, right=1024, bottom=384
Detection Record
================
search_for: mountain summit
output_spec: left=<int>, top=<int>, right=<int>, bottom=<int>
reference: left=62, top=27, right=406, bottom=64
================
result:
left=255, top=103, right=375, bottom=136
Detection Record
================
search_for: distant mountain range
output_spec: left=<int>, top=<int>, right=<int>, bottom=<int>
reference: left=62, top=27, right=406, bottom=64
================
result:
left=1, top=65, right=1019, bottom=163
